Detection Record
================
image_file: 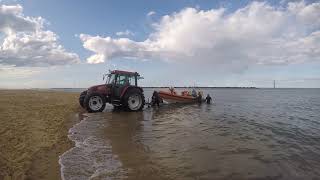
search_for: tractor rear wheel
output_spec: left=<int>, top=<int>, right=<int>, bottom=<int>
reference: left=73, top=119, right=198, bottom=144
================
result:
left=123, top=89, right=145, bottom=111
left=84, top=93, right=106, bottom=113
left=79, top=90, right=87, bottom=108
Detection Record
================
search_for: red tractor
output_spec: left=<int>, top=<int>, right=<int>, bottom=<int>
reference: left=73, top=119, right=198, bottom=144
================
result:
left=79, top=70, right=145, bottom=113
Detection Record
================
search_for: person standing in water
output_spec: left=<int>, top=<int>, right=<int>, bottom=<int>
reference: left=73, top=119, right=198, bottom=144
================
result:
left=205, top=94, right=212, bottom=104
left=152, top=91, right=160, bottom=107
left=192, top=89, right=197, bottom=97
left=197, top=92, right=202, bottom=103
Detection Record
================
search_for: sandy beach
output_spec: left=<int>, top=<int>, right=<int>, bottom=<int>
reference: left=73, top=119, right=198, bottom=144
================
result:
left=0, top=90, right=80, bottom=180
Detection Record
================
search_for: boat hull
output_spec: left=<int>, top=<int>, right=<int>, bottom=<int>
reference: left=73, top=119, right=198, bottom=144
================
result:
left=158, top=91, right=199, bottom=104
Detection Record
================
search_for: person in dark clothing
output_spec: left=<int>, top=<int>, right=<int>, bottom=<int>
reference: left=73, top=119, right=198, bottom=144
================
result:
left=205, top=94, right=212, bottom=104
left=192, top=89, right=197, bottom=97
left=152, top=91, right=160, bottom=107
left=197, top=92, right=202, bottom=103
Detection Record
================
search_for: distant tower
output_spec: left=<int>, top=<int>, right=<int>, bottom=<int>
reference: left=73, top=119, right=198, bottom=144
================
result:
left=273, top=80, right=276, bottom=88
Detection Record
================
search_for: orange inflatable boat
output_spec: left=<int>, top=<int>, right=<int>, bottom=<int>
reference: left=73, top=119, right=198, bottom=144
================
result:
left=158, top=90, right=201, bottom=103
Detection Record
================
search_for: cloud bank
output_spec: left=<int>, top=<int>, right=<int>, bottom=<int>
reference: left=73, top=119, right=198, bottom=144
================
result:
left=0, top=4, right=80, bottom=67
left=80, top=1, right=320, bottom=70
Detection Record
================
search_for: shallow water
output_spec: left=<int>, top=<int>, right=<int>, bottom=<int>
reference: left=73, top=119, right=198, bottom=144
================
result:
left=60, top=88, right=320, bottom=180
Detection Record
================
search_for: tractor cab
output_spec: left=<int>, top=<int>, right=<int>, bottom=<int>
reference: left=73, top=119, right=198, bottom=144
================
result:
left=105, top=70, right=141, bottom=98
left=105, top=70, right=140, bottom=86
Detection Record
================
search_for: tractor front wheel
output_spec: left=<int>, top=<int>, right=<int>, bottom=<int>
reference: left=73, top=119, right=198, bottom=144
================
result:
left=84, top=93, right=106, bottom=113
left=79, top=90, right=87, bottom=108
left=123, top=89, right=145, bottom=111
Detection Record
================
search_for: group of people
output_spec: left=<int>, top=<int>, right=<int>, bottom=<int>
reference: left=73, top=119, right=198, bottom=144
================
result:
left=191, top=89, right=212, bottom=104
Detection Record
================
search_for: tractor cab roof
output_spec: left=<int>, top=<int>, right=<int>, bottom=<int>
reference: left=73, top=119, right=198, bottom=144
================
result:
left=111, top=70, right=140, bottom=76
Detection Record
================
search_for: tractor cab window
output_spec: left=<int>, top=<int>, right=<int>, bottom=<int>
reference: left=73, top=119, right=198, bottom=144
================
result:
left=107, top=74, right=116, bottom=84
left=128, top=76, right=137, bottom=86
left=116, top=75, right=131, bottom=86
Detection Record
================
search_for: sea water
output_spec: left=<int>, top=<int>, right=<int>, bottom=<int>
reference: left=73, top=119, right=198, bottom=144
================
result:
left=59, top=88, right=320, bottom=180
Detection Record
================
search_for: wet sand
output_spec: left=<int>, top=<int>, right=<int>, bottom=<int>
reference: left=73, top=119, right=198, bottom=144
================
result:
left=0, top=90, right=80, bottom=180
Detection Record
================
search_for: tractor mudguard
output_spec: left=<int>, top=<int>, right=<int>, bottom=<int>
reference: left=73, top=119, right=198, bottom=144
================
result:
left=120, top=86, right=144, bottom=99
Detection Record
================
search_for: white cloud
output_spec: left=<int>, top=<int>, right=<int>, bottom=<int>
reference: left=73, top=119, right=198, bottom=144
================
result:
left=80, top=1, right=320, bottom=71
left=115, top=30, right=134, bottom=36
left=0, top=4, right=80, bottom=67
left=147, top=11, right=156, bottom=17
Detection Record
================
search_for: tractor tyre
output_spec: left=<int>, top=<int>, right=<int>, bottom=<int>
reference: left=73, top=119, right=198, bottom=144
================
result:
left=84, top=92, right=106, bottom=113
left=79, top=90, right=87, bottom=108
left=123, top=88, right=145, bottom=111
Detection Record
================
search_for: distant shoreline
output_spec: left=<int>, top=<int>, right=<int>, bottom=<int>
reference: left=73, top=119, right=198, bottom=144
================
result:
left=48, top=87, right=258, bottom=89
left=45, top=87, right=320, bottom=90
left=142, top=86, right=258, bottom=89
left=1, top=87, right=316, bottom=90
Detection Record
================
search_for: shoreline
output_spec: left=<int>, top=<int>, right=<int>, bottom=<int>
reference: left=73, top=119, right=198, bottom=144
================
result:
left=0, top=90, right=81, bottom=180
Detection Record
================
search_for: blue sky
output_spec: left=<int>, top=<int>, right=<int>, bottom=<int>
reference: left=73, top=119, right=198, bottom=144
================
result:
left=0, top=0, right=319, bottom=88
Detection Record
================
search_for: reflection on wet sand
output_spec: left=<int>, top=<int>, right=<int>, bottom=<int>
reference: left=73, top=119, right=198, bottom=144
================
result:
left=100, top=104, right=281, bottom=180
left=102, top=111, right=173, bottom=180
